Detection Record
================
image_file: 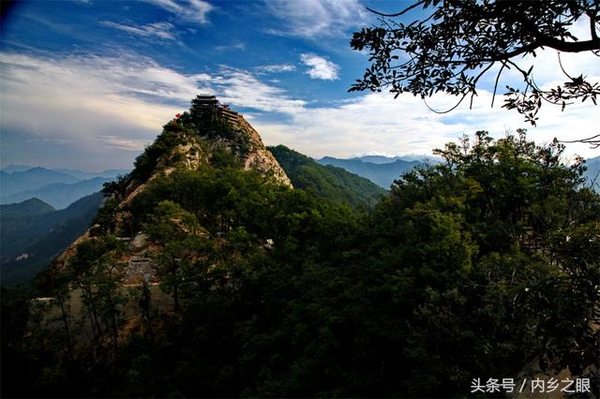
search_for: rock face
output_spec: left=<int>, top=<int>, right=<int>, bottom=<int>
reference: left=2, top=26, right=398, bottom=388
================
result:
left=236, top=116, right=292, bottom=187
left=190, top=95, right=292, bottom=187
left=48, top=95, right=292, bottom=281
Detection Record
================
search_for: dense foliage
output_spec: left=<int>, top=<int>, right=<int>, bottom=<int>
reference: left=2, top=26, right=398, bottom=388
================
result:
left=2, top=131, right=598, bottom=398
left=269, top=145, right=387, bottom=208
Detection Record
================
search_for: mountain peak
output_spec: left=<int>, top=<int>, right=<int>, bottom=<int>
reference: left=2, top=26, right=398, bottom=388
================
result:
left=48, top=95, right=292, bottom=278
left=128, top=95, right=291, bottom=188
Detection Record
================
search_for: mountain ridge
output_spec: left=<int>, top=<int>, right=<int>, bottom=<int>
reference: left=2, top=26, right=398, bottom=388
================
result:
left=317, top=156, right=423, bottom=188
left=0, top=167, right=79, bottom=197
left=1, top=177, right=112, bottom=209
left=270, top=145, right=386, bottom=208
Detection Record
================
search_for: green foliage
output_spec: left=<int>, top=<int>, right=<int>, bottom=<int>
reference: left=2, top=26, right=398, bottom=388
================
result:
left=131, top=129, right=189, bottom=183
left=3, top=131, right=599, bottom=398
left=210, top=147, right=243, bottom=168
left=269, top=145, right=387, bottom=208
left=101, top=174, right=129, bottom=201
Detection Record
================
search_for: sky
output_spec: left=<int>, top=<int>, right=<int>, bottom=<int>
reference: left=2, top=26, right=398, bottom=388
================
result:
left=1, top=0, right=599, bottom=171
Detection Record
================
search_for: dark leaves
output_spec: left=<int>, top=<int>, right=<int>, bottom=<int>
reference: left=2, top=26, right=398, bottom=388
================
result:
left=350, top=0, right=600, bottom=122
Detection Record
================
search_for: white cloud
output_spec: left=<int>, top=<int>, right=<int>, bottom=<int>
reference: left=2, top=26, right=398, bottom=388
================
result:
left=300, top=53, right=339, bottom=80
left=0, top=52, right=304, bottom=158
left=256, top=63, right=296, bottom=73
left=1, top=50, right=597, bottom=172
left=95, top=135, right=151, bottom=151
left=265, top=0, right=368, bottom=39
left=253, top=90, right=600, bottom=162
left=143, top=0, right=213, bottom=24
left=101, top=21, right=178, bottom=41
left=212, top=67, right=307, bottom=114
left=0, top=52, right=210, bottom=154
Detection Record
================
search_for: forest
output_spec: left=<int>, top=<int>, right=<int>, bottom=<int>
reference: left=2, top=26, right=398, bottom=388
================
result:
left=2, top=121, right=598, bottom=397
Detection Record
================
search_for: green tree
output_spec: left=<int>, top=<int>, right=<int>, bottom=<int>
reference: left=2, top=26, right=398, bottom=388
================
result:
left=363, top=130, right=600, bottom=395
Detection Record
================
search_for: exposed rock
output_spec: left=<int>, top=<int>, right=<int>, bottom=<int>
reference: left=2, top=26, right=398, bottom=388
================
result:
left=47, top=95, right=292, bottom=285
left=131, top=232, right=149, bottom=251
left=124, top=255, right=156, bottom=285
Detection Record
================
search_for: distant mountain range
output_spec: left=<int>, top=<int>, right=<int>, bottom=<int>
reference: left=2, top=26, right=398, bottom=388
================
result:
left=349, top=155, right=440, bottom=164
left=583, top=155, right=600, bottom=191
left=0, top=193, right=104, bottom=285
left=317, top=156, right=427, bottom=189
left=318, top=154, right=600, bottom=191
left=1, top=177, right=112, bottom=209
left=0, top=166, right=128, bottom=209
left=269, top=146, right=387, bottom=208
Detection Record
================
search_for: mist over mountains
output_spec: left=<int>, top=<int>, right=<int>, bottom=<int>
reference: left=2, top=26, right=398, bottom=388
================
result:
left=0, top=193, right=104, bottom=285
left=318, top=154, right=600, bottom=191
left=583, top=156, right=600, bottom=191
left=0, top=166, right=128, bottom=209
left=317, top=156, right=426, bottom=189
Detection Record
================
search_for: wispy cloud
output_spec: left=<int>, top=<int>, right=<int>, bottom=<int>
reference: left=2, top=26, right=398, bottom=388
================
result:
left=300, top=53, right=339, bottom=80
left=265, top=0, right=368, bottom=39
left=254, top=90, right=600, bottom=162
left=213, top=67, right=307, bottom=114
left=95, top=135, right=151, bottom=151
left=1, top=50, right=597, bottom=171
left=101, top=21, right=178, bottom=41
left=143, top=0, right=213, bottom=24
left=255, top=63, right=296, bottom=73
left=0, top=52, right=210, bottom=152
left=0, top=52, right=304, bottom=163
left=214, top=42, right=246, bottom=51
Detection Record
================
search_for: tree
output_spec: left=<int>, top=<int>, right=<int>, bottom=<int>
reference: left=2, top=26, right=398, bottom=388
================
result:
left=350, top=0, right=600, bottom=131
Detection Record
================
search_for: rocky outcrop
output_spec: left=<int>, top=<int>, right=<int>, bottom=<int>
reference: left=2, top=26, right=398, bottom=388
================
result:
left=191, top=97, right=292, bottom=187
left=236, top=116, right=292, bottom=187
left=47, top=95, right=292, bottom=282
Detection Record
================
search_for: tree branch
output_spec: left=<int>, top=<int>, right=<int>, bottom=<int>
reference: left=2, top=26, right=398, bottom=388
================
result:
left=366, top=1, right=426, bottom=18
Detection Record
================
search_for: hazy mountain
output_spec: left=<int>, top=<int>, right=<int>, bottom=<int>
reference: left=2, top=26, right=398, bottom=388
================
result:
left=350, top=154, right=439, bottom=164
left=583, top=155, right=600, bottom=191
left=317, top=157, right=423, bottom=189
left=52, top=168, right=129, bottom=181
left=1, top=177, right=112, bottom=209
left=0, top=167, right=79, bottom=197
left=1, top=165, right=129, bottom=179
left=0, top=193, right=104, bottom=285
left=0, top=165, right=35, bottom=173
left=0, top=166, right=129, bottom=207
left=0, top=197, right=55, bottom=219
left=269, top=145, right=387, bottom=208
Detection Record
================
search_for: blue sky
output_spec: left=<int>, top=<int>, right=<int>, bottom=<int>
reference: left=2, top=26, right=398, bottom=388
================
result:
left=1, top=0, right=599, bottom=171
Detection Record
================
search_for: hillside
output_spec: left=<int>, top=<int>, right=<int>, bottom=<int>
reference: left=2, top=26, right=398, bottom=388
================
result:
left=0, top=193, right=104, bottom=285
left=269, top=145, right=386, bottom=207
left=0, top=197, right=55, bottom=219
left=43, top=96, right=291, bottom=281
left=317, top=156, right=422, bottom=188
